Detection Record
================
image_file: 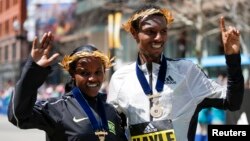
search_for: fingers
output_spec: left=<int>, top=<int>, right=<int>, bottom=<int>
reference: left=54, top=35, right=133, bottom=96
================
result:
left=48, top=53, right=60, bottom=63
left=41, top=32, right=53, bottom=48
left=220, top=17, right=240, bottom=36
left=228, top=26, right=240, bottom=37
left=44, top=33, right=54, bottom=53
left=45, top=32, right=53, bottom=47
left=38, top=32, right=52, bottom=49
left=32, top=37, right=38, bottom=50
left=220, top=16, right=226, bottom=32
left=32, top=31, right=53, bottom=50
left=33, top=31, right=54, bottom=55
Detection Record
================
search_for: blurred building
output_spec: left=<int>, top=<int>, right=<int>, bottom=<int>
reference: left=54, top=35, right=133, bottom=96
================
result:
left=0, top=0, right=28, bottom=89
left=25, top=0, right=77, bottom=84
left=0, top=0, right=250, bottom=87
left=62, top=0, right=250, bottom=80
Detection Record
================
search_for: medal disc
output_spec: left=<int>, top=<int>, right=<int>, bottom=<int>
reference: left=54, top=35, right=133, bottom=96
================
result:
left=95, top=131, right=108, bottom=141
left=150, top=105, right=163, bottom=118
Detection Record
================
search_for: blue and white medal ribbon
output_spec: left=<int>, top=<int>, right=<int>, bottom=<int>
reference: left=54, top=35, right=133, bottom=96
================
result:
left=72, top=87, right=108, bottom=140
left=136, top=55, right=167, bottom=118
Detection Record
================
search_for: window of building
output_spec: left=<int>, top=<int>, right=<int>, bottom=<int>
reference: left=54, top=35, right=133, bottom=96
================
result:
left=0, top=23, right=2, bottom=36
left=5, top=45, right=8, bottom=61
left=5, top=20, right=9, bottom=34
left=0, top=0, right=2, bottom=13
left=12, top=43, right=16, bottom=60
left=0, top=47, right=2, bottom=63
left=13, top=0, right=18, bottom=5
left=6, top=0, right=10, bottom=9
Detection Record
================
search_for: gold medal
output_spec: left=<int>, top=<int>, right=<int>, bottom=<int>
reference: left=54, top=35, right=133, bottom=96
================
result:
left=95, top=131, right=108, bottom=141
left=150, top=105, right=163, bottom=118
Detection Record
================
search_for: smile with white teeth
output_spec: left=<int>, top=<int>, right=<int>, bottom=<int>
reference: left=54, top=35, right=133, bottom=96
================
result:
left=152, top=44, right=162, bottom=48
left=87, top=83, right=98, bottom=87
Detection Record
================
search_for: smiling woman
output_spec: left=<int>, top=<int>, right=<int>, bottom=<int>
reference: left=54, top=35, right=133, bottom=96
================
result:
left=7, top=32, right=128, bottom=141
left=107, top=3, right=244, bottom=141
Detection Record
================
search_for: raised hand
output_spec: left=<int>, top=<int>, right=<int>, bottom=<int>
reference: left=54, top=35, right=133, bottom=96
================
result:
left=31, top=31, right=60, bottom=67
left=220, top=17, right=241, bottom=55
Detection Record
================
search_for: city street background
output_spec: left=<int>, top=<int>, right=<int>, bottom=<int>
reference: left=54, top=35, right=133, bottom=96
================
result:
left=0, top=114, right=45, bottom=141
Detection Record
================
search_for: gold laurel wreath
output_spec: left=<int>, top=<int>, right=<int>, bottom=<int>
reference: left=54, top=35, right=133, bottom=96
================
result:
left=122, top=8, right=174, bottom=33
left=59, top=51, right=114, bottom=71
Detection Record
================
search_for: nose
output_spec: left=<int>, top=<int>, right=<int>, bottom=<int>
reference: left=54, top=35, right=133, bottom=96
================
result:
left=154, top=32, right=164, bottom=42
left=88, top=74, right=97, bottom=81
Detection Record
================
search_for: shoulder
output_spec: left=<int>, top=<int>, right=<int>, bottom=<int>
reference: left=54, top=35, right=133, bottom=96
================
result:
left=101, top=99, right=117, bottom=116
left=167, top=57, right=197, bottom=72
left=36, top=92, right=73, bottom=106
left=167, top=57, right=196, bottom=66
left=111, top=62, right=136, bottom=79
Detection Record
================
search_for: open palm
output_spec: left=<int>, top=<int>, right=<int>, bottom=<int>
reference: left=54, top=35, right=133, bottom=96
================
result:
left=31, top=32, right=60, bottom=67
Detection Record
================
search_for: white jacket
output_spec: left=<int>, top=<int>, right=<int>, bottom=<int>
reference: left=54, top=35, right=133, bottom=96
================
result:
left=107, top=55, right=244, bottom=141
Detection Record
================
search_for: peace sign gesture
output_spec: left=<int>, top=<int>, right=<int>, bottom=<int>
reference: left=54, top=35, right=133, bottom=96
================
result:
left=220, top=16, right=241, bottom=55
left=31, top=31, right=60, bottom=67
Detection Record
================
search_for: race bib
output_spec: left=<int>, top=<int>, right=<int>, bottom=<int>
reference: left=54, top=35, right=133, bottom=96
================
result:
left=129, top=119, right=176, bottom=141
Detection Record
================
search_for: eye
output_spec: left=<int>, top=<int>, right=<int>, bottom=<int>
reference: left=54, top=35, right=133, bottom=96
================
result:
left=161, top=29, right=167, bottom=35
left=80, top=71, right=90, bottom=77
left=143, top=29, right=156, bottom=35
left=95, top=70, right=104, bottom=76
left=76, top=68, right=90, bottom=77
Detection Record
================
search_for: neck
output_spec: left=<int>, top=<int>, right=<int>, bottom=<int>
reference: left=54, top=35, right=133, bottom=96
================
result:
left=83, top=93, right=98, bottom=101
left=83, top=93, right=98, bottom=112
left=139, top=52, right=161, bottom=64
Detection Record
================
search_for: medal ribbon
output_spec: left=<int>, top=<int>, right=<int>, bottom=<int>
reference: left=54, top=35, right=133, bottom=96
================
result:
left=72, top=87, right=108, bottom=131
left=136, top=55, right=167, bottom=95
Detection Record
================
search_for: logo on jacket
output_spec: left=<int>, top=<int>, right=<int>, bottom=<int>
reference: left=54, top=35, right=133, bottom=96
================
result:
left=108, top=120, right=116, bottom=135
left=165, top=75, right=176, bottom=84
left=73, top=117, right=88, bottom=123
left=144, top=123, right=157, bottom=133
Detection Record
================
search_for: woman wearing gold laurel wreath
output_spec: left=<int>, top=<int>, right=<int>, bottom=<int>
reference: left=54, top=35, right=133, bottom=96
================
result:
left=107, top=4, right=244, bottom=141
left=8, top=31, right=128, bottom=141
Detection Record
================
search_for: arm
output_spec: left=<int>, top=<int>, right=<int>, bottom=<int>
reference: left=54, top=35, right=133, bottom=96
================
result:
left=8, top=57, right=52, bottom=126
left=112, top=106, right=128, bottom=141
left=224, top=54, right=244, bottom=111
left=220, top=17, right=244, bottom=111
left=8, top=31, right=60, bottom=127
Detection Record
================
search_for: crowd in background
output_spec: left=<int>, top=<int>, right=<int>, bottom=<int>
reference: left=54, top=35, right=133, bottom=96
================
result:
left=0, top=80, right=14, bottom=115
left=0, top=81, right=66, bottom=115
left=36, top=83, right=65, bottom=101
